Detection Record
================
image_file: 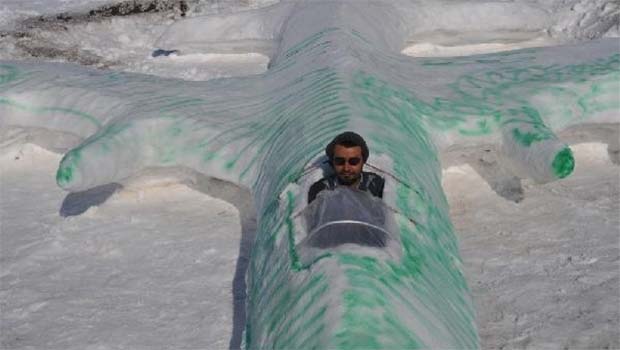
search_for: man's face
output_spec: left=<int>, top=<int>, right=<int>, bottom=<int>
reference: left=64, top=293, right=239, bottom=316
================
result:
left=332, top=144, right=364, bottom=186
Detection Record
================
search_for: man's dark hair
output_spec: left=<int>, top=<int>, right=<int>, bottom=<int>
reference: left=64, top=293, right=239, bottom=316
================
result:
left=325, top=131, right=369, bottom=162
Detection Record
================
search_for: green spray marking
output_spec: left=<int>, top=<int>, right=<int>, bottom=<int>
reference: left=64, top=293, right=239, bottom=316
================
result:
left=0, top=64, right=19, bottom=85
left=0, top=97, right=102, bottom=128
left=56, top=150, right=81, bottom=186
left=283, top=27, right=338, bottom=60
left=511, top=127, right=550, bottom=146
left=345, top=69, right=479, bottom=349
left=552, top=147, right=574, bottom=178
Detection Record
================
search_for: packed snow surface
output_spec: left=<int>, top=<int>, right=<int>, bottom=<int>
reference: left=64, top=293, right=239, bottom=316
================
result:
left=1, top=0, right=619, bottom=349
left=2, top=142, right=617, bottom=349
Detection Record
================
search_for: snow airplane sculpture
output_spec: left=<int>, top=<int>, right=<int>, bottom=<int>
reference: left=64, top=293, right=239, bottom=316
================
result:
left=1, top=0, right=618, bottom=348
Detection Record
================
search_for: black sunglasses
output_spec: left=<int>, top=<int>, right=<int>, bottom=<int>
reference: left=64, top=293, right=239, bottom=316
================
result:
left=333, top=157, right=362, bottom=166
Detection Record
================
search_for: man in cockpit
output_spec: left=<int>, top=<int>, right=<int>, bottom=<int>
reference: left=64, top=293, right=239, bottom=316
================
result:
left=308, top=131, right=385, bottom=204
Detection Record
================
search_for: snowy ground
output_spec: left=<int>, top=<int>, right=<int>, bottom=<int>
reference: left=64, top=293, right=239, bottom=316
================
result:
left=1, top=0, right=619, bottom=349
left=1, top=145, right=241, bottom=349
left=2, top=140, right=617, bottom=349
left=444, top=143, right=619, bottom=349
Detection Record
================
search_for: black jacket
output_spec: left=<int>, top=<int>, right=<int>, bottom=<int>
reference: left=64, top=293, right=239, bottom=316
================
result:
left=308, top=171, right=385, bottom=204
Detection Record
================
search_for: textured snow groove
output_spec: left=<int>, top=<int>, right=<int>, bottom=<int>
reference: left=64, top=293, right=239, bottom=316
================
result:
left=1, top=0, right=619, bottom=349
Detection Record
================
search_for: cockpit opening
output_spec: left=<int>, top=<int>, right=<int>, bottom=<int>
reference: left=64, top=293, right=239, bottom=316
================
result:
left=297, top=186, right=395, bottom=250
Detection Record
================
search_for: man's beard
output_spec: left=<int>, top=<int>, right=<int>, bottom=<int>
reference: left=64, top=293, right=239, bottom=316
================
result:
left=337, top=173, right=360, bottom=186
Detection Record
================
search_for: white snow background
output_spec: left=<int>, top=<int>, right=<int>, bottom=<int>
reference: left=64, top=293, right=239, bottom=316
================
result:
left=0, top=0, right=618, bottom=349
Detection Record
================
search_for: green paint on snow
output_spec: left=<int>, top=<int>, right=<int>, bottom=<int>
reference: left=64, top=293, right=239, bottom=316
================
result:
left=552, top=147, right=575, bottom=179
